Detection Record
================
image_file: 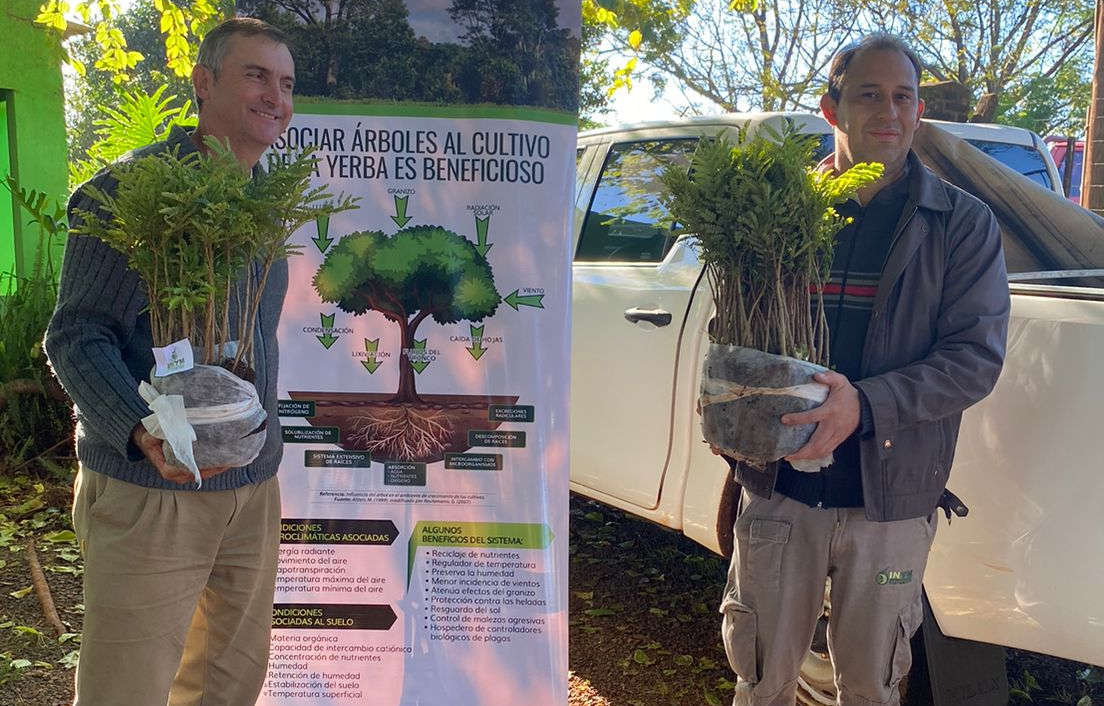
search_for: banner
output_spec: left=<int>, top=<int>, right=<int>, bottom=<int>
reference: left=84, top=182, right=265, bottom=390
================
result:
left=243, top=2, right=579, bottom=704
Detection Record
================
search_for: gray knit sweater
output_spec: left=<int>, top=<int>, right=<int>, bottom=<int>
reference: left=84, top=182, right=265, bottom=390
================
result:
left=45, top=126, right=286, bottom=491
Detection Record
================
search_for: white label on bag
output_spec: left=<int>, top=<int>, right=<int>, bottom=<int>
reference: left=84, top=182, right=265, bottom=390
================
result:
left=152, top=339, right=194, bottom=377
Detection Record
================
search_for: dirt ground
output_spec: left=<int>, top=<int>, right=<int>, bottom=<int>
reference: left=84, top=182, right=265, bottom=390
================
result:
left=1, top=479, right=1101, bottom=706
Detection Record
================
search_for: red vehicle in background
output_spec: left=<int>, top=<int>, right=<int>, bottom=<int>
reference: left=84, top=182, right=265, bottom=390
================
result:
left=1046, top=135, right=1084, bottom=204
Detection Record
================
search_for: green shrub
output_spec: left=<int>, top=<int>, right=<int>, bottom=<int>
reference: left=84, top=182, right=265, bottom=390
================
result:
left=0, top=180, right=72, bottom=477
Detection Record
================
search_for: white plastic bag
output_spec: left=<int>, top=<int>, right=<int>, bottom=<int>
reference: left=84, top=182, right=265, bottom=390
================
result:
left=140, top=364, right=267, bottom=486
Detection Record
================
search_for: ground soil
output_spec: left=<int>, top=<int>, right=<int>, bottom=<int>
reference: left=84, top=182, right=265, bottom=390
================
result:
left=566, top=496, right=1104, bottom=706
left=1, top=481, right=1101, bottom=706
left=0, top=478, right=82, bottom=706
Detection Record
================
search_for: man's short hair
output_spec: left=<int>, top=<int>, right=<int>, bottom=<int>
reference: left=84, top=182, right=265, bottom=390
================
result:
left=195, top=17, right=290, bottom=108
left=826, top=34, right=923, bottom=102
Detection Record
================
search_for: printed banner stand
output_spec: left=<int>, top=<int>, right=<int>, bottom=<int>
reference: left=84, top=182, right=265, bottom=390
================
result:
left=245, top=1, right=579, bottom=704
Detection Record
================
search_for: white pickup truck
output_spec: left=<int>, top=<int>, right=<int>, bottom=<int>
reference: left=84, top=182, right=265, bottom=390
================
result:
left=569, top=112, right=1104, bottom=703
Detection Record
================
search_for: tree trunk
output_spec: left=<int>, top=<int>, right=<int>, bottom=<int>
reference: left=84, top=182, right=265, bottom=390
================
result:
left=394, top=317, right=420, bottom=403
left=326, top=49, right=338, bottom=93
left=1083, top=0, right=1104, bottom=215
left=968, top=92, right=1000, bottom=123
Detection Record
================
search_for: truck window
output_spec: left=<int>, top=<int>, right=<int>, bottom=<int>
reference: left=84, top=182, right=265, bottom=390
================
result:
left=965, top=139, right=1054, bottom=190
left=817, top=134, right=1054, bottom=190
left=576, top=139, right=698, bottom=263
left=812, top=134, right=833, bottom=164
left=1057, top=147, right=1083, bottom=200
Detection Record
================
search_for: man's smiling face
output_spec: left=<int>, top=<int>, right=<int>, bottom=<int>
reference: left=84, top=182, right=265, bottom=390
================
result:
left=820, top=48, right=924, bottom=179
left=193, top=33, right=295, bottom=162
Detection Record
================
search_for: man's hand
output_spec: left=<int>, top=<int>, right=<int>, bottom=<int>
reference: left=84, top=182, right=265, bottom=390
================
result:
left=131, top=425, right=229, bottom=484
left=781, top=371, right=860, bottom=461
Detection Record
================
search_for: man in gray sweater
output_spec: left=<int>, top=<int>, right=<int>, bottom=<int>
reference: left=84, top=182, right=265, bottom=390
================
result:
left=45, top=18, right=295, bottom=705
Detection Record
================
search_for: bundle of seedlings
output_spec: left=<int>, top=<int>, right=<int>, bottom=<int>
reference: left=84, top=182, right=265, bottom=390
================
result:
left=661, top=125, right=882, bottom=470
left=75, top=138, right=356, bottom=484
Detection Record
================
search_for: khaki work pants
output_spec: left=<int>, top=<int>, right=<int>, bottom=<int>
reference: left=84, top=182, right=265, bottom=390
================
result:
left=72, top=467, right=281, bottom=706
left=721, top=490, right=937, bottom=706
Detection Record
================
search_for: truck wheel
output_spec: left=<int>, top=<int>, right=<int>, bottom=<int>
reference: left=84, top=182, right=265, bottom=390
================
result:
left=796, top=583, right=838, bottom=705
left=795, top=583, right=923, bottom=705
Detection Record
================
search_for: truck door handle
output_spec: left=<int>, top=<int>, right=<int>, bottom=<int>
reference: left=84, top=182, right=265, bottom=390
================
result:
left=624, top=307, right=672, bottom=326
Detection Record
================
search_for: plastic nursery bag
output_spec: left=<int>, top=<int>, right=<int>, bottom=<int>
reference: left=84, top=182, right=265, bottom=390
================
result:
left=139, top=363, right=268, bottom=486
left=700, top=344, right=833, bottom=473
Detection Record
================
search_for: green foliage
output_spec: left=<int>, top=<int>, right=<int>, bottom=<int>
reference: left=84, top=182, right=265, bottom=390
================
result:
left=579, top=9, right=615, bottom=122
left=660, top=125, right=882, bottom=362
left=70, top=84, right=197, bottom=188
left=63, top=0, right=197, bottom=181
left=995, top=58, right=1092, bottom=136
left=73, top=141, right=357, bottom=369
left=238, top=0, right=578, bottom=111
left=450, top=0, right=579, bottom=111
left=314, top=225, right=500, bottom=400
left=0, top=181, right=71, bottom=475
left=582, top=0, right=693, bottom=100
left=314, top=226, right=501, bottom=325
left=36, top=0, right=226, bottom=83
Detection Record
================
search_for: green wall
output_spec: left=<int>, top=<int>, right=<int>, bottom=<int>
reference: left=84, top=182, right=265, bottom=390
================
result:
left=0, top=96, right=13, bottom=279
left=0, top=0, right=69, bottom=279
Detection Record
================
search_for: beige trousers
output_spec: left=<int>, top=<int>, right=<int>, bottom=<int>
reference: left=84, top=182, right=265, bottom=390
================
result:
left=721, top=490, right=937, bottom=706
left=72, top=468, right=281, bottom=706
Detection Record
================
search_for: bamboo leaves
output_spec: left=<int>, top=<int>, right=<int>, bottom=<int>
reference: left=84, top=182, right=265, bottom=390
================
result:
left=660, top=124, right=882, bottom=364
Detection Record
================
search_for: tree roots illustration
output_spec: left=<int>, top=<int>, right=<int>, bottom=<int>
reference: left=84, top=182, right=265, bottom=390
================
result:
left=350, top=405, right=453, bottom=461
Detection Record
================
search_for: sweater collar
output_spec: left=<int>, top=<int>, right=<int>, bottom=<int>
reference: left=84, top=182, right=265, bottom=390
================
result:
left=166, top=124, right=201, bottom=157
left=166, top=124, right=264, bottom=178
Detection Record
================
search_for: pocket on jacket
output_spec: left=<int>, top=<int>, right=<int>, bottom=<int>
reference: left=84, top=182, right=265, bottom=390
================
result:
left=741, top=518, right=791, bottom=589
left=721, top=601, right=759, bottom=682
left=882, top=425, right=942, bottom=496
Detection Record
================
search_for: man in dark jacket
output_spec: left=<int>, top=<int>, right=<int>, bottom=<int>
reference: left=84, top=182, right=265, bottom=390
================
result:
left=719, top=34, right=1010, bottom=706
left=45, top=18, right=294, bottom=705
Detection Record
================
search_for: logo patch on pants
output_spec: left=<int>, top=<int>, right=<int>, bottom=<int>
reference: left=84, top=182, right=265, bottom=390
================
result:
left=875, top=569, right=913, bottom=585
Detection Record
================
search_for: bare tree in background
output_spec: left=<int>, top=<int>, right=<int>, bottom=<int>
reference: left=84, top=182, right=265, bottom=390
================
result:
left=592, top=0, right=861, bottom=114
left=865, top=0, right=1095, bottom=123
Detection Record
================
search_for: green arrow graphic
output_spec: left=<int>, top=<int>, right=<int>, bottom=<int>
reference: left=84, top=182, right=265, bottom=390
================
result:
left=316, top=312, right=339, bottom=349
left=361, top=338, right=382, bottom=373
left=409, top=339, right=429, bottom=373
left=504, top=289, right=545, bottom=311
left=312, top=214, right=333, bottom=253
left=474, top=216, right=492, bottom=257
left=391, top=195, right=411, bottom=228
left=467, top=324, right=486, bottom=361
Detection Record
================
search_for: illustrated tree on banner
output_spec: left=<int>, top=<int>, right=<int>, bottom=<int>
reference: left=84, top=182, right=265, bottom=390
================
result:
left=310, top=226, right=513, bottom=462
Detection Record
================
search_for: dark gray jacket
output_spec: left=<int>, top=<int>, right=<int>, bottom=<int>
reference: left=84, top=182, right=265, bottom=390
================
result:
left=737, top=153, right=1010, bottom=521
left=45, top=126, right=287, bottom=491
